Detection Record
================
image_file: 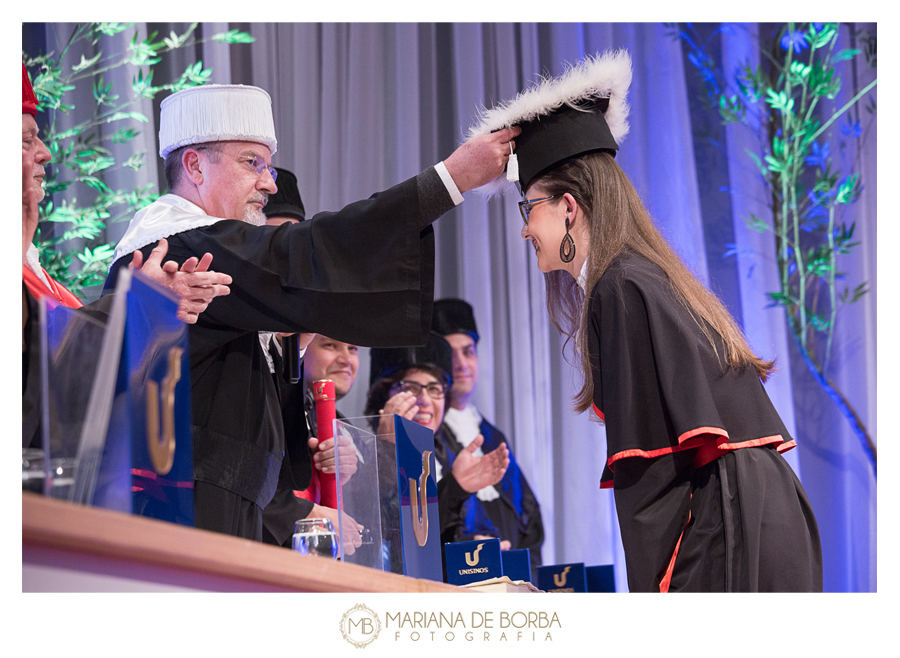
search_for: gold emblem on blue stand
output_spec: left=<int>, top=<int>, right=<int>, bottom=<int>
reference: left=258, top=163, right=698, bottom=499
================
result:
left=409, top=450, right=431, bottom=547
left=145, top=347, right=183, bottom=475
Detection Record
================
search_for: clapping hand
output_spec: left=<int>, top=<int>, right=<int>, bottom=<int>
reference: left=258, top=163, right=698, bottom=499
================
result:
left=451, top=434, right=510, bottom=494
left=130, top=238, right=232, bottom=324
left=376, top=390, right=419, bottom=438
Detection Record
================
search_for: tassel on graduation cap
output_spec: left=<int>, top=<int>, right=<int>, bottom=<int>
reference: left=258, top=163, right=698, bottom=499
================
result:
left=506, top=140, right=519, bottom=182
left=469, top=49, right=633, bottom=198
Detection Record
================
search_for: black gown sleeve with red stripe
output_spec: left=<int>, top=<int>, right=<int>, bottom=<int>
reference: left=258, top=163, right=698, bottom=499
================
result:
left=587, top=252, right=812, bottom=591
left=589, top=252, right=793, bottom=486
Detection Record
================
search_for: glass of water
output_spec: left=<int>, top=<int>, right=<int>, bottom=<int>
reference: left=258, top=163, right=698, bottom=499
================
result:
left=292, top=518, right=339, bottom=559
left=22, top=449, right=78, bottom=499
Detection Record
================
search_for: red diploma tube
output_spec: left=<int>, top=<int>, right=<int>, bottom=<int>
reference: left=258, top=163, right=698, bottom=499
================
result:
left=312, top=379, right=338, bottom=507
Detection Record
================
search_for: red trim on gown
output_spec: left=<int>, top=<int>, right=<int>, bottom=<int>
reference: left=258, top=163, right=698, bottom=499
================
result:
left=659, top=508, right=691, bottom=593
left=23, top=264, right=82, bottom=308
left=594, top=403, right=794, bottom=491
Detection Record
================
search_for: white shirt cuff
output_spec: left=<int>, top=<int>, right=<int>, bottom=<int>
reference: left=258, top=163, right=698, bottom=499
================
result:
left=435, top=161, right=465, bottom=206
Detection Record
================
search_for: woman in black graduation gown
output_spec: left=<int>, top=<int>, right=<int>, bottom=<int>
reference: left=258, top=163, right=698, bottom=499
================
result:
left=468, top=50, right=823, bottom=592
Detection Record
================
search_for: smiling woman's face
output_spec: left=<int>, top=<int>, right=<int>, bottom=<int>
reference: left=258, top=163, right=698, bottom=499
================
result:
left=392, top=368, right=446, bottom=434
left=520, top=184, right=568, bottom=273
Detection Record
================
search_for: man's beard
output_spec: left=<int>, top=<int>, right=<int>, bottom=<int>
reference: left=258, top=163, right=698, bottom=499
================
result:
left=243, top=192, right=268, bottom=226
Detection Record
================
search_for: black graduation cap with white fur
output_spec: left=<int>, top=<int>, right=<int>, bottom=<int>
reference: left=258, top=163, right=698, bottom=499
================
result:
left=468, top=49, right=633, bottom=197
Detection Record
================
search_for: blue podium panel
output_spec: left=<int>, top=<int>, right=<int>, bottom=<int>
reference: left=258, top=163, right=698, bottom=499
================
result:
left=394, top=416, right=443, bottom=582
left=586, top=565, right=616, bottom=592
left=537, top=563, right=587, bottom=593
left=445, top=538, right=503, bottom=586
left=501, top=548, right=532, bottom=583
left=93, top=270, right=193, bottom=526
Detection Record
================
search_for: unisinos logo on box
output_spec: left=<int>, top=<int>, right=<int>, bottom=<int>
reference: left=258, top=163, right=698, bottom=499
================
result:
left=537, top=563, right=587, bottom=593
left=444, top=538, right=503, bottom=586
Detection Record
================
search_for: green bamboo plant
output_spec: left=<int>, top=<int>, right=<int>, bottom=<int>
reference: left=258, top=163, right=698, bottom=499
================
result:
left=24, top=22, right=254, bottom=298
left=672, top=22, right=877, bottom=471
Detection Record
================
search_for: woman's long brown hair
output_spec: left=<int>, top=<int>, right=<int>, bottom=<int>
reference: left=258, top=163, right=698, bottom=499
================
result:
left=534, top=151, right=775, bottom=413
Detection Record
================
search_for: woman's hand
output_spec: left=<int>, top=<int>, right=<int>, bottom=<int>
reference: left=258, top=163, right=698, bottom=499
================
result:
left=451, top=434, right=510, bottom=493
left=376, top=390, right=418, bottom=436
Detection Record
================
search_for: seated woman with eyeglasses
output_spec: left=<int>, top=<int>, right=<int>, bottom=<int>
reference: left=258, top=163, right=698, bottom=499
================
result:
left=365, top=332, right=510, bottom=570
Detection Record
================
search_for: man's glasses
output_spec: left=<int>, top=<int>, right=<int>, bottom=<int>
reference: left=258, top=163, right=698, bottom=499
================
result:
left=518, top=194, right=561, bottom=225
left=391, top=380, right=447, bottom=400
left=237, top=155, right=278, bottom=182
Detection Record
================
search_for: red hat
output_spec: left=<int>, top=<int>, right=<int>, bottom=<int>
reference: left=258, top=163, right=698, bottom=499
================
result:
left=23, top=62, right=38, bottom=116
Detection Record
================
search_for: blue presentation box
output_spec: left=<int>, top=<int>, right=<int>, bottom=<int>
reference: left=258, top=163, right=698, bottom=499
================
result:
left=586, top=565, right=616, bottom=592
left=394, top=416, right=443, bottom=582
left=501, top=548, right=532, bottom=583
left=444, top=538, right=503, bottom=586
left=94, top=270, right=193, bottom=526
left=537, top=562, right=587, bottom=592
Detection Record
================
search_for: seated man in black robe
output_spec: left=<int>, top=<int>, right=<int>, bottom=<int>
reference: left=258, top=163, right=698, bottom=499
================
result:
left=258, top=170, right=362, bottom=550
left=432, top=298, right=544, bottom=578
left=105, top=83, right=520, bottom=541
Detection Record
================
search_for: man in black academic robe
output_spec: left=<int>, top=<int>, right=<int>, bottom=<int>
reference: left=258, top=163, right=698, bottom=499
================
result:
left=440, top=420, right=544, bottom=573
left=104, top=83, right=519, bottom=541
left=432, top=298, right=544, bottom=577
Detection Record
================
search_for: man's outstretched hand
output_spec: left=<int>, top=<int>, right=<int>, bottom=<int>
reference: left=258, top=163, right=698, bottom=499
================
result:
left=443, top=126, right=522, bottom=193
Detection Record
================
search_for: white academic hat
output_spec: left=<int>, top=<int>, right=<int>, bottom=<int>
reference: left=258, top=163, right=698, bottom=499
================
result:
left=158, top=84, right=278, bottom=158
left=468, top=49, right=632, bottom=197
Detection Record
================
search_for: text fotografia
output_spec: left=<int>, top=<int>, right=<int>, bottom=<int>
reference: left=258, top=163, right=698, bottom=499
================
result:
left=386, top=611, right=561, bottom=642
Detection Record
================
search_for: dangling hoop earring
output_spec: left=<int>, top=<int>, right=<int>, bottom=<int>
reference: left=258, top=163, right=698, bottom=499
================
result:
left=559, top=216, right=576, bottom=263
